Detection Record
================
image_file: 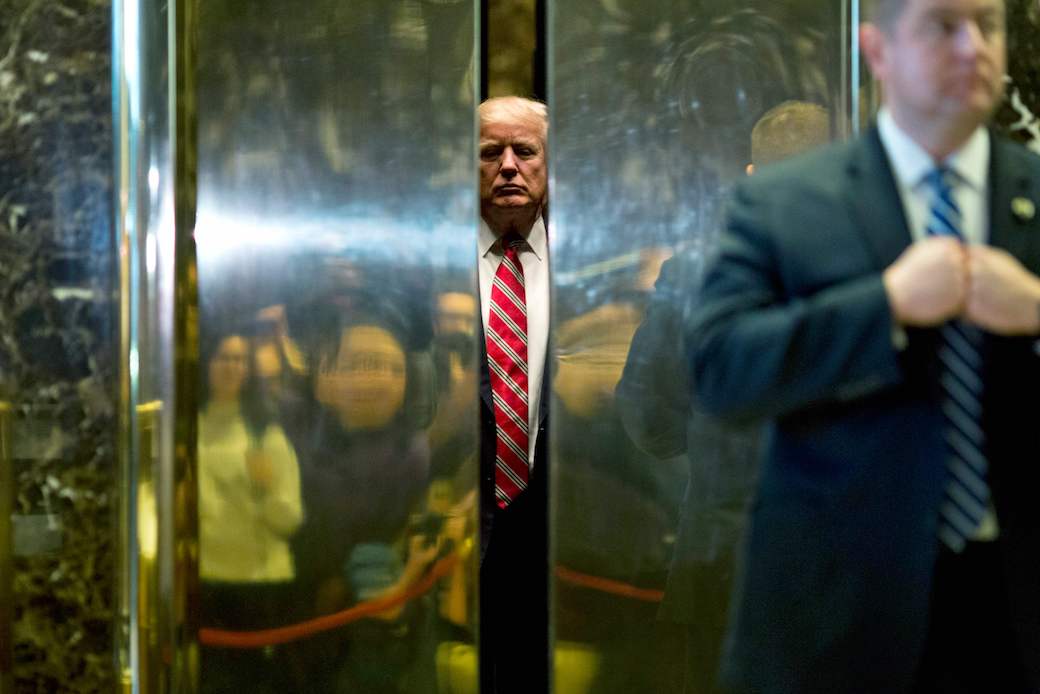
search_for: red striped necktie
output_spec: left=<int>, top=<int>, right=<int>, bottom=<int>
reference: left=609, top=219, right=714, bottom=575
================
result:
left=487, top=234, right=529, bottom=508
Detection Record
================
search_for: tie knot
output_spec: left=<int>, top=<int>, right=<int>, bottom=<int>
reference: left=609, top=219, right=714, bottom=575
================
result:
left=501, top=234, right=525, bottom=256
left=924, top=166, right=964, bottom=239
left=925, top=166, right=957, bottom=197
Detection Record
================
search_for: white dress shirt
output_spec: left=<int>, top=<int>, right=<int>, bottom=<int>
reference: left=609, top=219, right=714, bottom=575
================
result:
left=478, top=215, right=550, bottom=470
left=878, top=108, right=990, bottom=245
left=877, top=108, right=998, bottom=540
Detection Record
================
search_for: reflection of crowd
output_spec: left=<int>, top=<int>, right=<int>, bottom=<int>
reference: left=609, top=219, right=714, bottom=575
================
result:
left=553, top=286, right=688, bottom=694
left=197, top=270, right=481, bottom=694
left=197, top=329, right=303, bottom=694
left=192, top=98, right=838, bottom=694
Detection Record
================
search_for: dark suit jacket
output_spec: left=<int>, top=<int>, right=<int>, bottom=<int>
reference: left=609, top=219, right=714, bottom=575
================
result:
left=616, top=250, right=761, bottom=624
left=477, top=312, right=551, bottom=694
left=689, top=128, right=1040, bottom=693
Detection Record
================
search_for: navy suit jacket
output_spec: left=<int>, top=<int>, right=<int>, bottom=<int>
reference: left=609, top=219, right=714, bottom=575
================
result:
left=690, top=128, right=1040, bottom=693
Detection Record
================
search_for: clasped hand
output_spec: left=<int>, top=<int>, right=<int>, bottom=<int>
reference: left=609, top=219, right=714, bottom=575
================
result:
left=883, top=237, right=1040, bottom=335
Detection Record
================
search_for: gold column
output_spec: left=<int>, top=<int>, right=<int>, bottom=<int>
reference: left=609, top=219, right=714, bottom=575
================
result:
left=0, top=402, right=12, bottom=694
left=113, top=0, right=197, bottom=687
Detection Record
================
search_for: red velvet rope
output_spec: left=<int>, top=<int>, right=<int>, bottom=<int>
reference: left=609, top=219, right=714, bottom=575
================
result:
left=198, top=556, right=663, bottom=649
left=554, top=566, right=665, bottom=603
left=199, top=552, right=462, bottom=648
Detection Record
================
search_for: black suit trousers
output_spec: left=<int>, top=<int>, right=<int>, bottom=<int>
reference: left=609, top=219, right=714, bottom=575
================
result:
left=912, top=540, right=1033, bottom=694
left=479, top=485, right=550, bottom=694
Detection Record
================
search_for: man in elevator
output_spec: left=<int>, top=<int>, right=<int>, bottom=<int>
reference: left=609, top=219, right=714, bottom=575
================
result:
left=476, top=96, right=551, bottom=694
left=688, top=0, right=1040, bottom=691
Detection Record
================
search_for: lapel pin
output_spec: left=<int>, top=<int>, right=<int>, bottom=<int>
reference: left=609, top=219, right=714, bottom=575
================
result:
left=1012, top=197, right=1035, bottom=222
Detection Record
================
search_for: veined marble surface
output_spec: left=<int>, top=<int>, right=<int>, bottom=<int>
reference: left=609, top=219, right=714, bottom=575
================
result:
left=996, top=0, right=1040, bottom=151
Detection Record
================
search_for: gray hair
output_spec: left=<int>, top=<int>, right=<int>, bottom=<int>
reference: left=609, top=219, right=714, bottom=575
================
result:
left=479, top=96, right=548, bottom=148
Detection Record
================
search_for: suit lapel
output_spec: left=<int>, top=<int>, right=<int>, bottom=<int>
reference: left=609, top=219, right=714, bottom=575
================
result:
left=538, top=346, right=550, bottom=426
left=477, top=311, right=493, bottom=411
left=845, top=127, right=915, bottom=271
left=987, top=134, right=1040, bottom=268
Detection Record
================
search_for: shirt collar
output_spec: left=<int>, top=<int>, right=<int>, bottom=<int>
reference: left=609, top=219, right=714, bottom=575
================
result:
left=479, top=215, right=547, bottom=260
left=877, top=108, right=989, bottom=193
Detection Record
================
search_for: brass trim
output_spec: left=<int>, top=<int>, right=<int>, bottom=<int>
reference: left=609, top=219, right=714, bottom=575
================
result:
left=173, top=0, right=200, bottom=684
left=0, top=402, right=12, bottom=693
left=113, top=0, right=197, bottom=687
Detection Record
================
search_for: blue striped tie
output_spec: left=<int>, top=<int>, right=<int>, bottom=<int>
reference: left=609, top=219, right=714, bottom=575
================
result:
left=924, top=167, right=990, bottom=552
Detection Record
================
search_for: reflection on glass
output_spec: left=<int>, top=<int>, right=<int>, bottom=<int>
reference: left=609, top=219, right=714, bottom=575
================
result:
left=198, top=330, right=302, bottom=694
left=316, top=325, right=409, bottom=431
left=551, top=1, right=853, bottom=692
left=553, top=260, right=687, bottom=694
left=193, top=0, right=477, bottom=691
left=300, top=316, right=436, bottom=692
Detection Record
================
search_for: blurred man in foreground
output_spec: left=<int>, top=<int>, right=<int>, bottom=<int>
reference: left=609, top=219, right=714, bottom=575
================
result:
left=690, top=0, right=1040, bottom=690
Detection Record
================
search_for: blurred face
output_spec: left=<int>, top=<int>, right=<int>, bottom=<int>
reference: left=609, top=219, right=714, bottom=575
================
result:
left=863, top=0, right=1006, bottom=147
left=315, top=325, right=407, bottom=431
left=208, top=336, right=249, bottom=403
left=254, top=338, right=282, bottom=380
left=479, top=119, right=547, bottom=224
left=426, top=479, right=455, bottom=514
left=552, top=304, right=642, bottom=418
left=436, top=292, right=477, bottom=338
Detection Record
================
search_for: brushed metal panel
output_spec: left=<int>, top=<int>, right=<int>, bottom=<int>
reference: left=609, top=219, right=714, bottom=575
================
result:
left=193, top=2, right=479, bottom=692
left=549, top=2, right=856, bottom=691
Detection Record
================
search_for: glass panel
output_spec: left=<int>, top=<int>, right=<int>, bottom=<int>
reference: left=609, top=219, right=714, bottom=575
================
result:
left=192, top=1, right=479, bottom=692
left=0, top=0, right=119, bottom=690
left=549, top=2, right=854, bottom=691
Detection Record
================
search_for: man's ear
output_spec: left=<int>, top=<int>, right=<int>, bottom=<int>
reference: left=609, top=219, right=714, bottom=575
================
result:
left=859, top=23, right=887, bottom=80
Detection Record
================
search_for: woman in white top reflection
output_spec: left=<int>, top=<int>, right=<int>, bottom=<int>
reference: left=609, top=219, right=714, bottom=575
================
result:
left=198, top=328, right=303, bottom=694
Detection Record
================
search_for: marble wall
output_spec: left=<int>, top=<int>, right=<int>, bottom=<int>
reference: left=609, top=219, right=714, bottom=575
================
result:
left=996, top=0, right=1040, bottom=150
left=0, top=0, right=117, bottom=691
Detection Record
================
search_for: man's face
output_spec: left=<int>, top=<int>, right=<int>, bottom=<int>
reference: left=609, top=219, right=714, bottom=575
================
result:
left=865, top=0, right=1006, bottom=138
left=479, top=119, right=547, bottom=221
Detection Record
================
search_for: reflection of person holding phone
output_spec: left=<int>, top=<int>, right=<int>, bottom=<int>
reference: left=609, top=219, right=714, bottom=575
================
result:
left=197, top=328, right=303, bottom=694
